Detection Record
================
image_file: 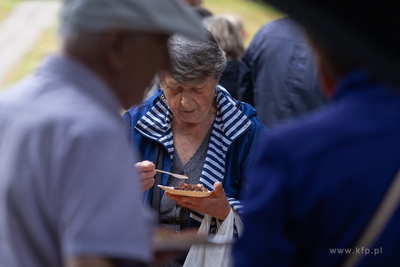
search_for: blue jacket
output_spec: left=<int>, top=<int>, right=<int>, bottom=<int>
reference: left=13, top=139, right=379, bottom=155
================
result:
left=123, top=87, right=267, bottom=228
left=238, top=17, right=327, bottom=129
left=233, top=70, right=400, bottom=266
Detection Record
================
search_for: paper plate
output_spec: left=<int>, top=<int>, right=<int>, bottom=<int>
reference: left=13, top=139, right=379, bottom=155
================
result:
left=158, top=185, right=213, bottom=197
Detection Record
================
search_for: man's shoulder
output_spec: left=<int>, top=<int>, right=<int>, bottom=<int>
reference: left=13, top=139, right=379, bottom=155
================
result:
left=1, top=77, right=124, bottom=141
left=264, top=104, right=348, bottom=162
left=268, top=82, right=400, bottom=158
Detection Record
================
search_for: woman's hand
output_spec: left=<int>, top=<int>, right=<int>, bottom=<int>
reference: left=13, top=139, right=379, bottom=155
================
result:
left=165, top=181, right=231, bottom=220
left=134, top=160, right=156, bottom=192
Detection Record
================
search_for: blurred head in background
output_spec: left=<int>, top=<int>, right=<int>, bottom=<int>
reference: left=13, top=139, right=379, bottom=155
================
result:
left=305, top=29, right=354, bottom=96
left=220, top=13, right=248, bottom=42
left=203, top=15, right=245, bottom=61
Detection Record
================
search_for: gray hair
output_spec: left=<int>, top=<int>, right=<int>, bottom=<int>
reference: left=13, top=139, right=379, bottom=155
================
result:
left=203, top=15, right=245, bottom=61
left=219, top=13, right=244, bottom=35
left=166, top=32, right=227, bottom=84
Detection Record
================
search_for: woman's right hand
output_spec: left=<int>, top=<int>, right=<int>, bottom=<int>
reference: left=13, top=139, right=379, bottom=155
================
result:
left=134, top=160, right=156, bottom=192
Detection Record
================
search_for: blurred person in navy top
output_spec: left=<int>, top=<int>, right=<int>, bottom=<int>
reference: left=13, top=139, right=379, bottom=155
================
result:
left=233, top=0, right=400, bottom=266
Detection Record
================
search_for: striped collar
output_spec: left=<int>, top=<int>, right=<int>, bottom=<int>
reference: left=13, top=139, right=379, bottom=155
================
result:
left=134, top=87, right=252, bottom=189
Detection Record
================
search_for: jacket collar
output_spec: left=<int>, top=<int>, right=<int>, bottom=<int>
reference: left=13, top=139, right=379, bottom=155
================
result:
left=134, top=87, right=252, bottom=185
left=135, top=87, right=252, bottom=147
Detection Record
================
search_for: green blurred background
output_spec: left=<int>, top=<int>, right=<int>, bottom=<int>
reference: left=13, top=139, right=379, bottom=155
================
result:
left=0, top=0, right=283, bottom=89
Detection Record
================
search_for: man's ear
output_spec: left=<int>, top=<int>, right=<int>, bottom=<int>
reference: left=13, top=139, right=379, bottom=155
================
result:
left=305, top=34, right=337, bottom=97
left=99, top=30, right=130, bottom=73
left=318, top=60, right=336, bottom=97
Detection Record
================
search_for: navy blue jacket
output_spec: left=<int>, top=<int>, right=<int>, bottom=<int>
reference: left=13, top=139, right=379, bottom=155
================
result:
left=238, top=17, right=327, bottom=129
left=123, top=88, right=266, bottom=228
left=219, top=59, right=241, bottom=99
left=233, top=70, right=400, bottom=266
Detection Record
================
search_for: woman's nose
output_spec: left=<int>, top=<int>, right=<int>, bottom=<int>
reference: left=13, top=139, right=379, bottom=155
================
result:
left=180, top=91, right=192, bottom=106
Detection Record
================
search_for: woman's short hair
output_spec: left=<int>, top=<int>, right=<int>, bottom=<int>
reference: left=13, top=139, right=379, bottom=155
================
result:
left=165, top=32, right=227, bottom=85
left=203, top=15, right=245, bottom=61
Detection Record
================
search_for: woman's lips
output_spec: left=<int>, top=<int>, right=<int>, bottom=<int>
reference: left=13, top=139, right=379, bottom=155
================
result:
left=182, top=110, right=195, bottom=113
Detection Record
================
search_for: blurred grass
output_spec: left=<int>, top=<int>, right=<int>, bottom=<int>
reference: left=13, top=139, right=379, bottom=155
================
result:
left=0, top=0, right=22, bottom=23
left=2, top=0, right=284, bottom=88
left=2, top=25, right=59, bottom=88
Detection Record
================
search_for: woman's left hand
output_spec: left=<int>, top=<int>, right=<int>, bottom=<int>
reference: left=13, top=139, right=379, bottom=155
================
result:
left=165, top=181, right=231, bottom=220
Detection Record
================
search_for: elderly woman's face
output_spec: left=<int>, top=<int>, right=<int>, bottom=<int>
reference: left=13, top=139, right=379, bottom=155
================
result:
left=162, top=75, right=218, bottom=125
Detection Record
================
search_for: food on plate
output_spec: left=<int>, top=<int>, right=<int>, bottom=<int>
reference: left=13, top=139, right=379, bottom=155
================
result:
left=174, top=182, right=209, bottom=192
left=158, top=184, right=213, bottom=197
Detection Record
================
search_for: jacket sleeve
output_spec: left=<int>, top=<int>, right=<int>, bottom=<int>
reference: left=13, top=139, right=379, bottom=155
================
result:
left=227, top=116, right=268, bottom=218
left=237, top=54, right=254, bottom=106
left=242, top=116, right=268, bottom=179
left=122, top=111, right=132, bottom=142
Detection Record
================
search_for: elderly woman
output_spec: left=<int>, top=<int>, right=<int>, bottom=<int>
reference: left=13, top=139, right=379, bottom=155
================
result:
left=123, top=33, right=266, bottom=236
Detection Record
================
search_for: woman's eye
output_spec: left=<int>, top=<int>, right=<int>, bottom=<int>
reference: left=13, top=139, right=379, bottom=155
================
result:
left=171, top=88, right=182, bottom=94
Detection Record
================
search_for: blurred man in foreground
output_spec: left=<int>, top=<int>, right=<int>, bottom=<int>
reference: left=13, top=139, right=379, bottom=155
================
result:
left=234, top=0, right=400, bottom=266
left=0, top=0, right=205, bottom=266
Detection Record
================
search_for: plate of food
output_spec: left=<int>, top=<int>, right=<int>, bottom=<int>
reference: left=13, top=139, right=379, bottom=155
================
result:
left=158, top=182, right=213, bottom=197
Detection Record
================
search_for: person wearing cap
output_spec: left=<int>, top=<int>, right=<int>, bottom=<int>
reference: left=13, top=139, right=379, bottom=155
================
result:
left=233, top=0, right=400, bottom=266
left=0, top=0, right=206, bottom=267
left=123, top=32, right=266, bottom=266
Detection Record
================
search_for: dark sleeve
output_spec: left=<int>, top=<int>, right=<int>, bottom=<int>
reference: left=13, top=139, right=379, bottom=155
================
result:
left=238, top=115, right=267, bottom=199
left=241, top=117, right=267, bottom=172
left=237, top=55, right=254, bottom=106
left=122, top=111, right=132, bottom=143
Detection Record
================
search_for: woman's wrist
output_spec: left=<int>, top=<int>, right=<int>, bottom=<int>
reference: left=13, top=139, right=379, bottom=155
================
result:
left=217, top=206, right=232, bottom=221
